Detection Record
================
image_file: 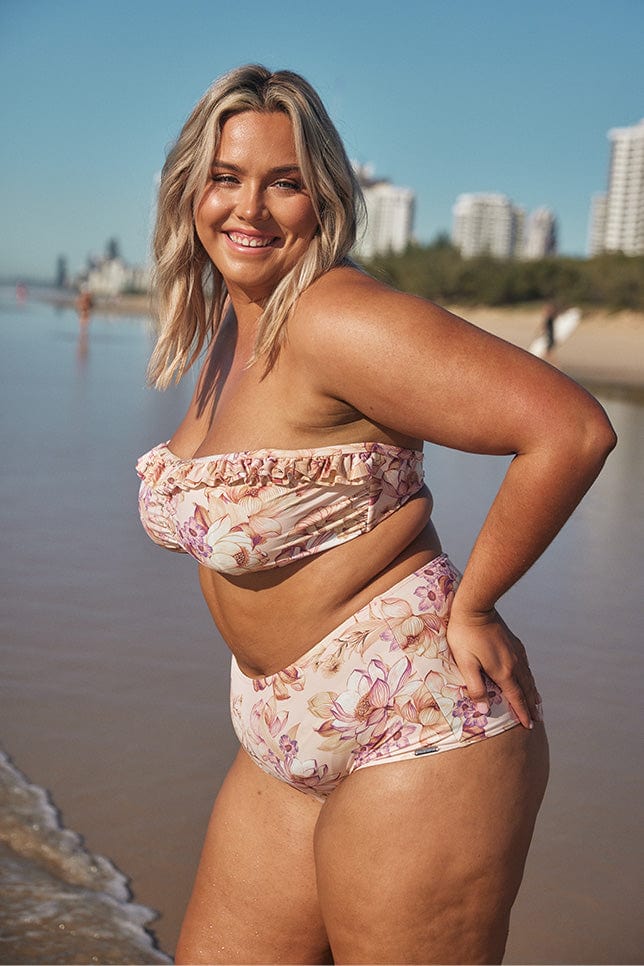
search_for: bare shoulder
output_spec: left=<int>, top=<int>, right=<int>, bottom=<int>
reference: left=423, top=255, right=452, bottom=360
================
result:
left=288, top=264, right=485, bottom=391
left=287, top=264, right=610, bottom=453
left=292, top=264, right=443, bottom=342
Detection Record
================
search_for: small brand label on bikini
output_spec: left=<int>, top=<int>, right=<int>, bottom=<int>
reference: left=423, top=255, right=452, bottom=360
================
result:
left=414, top=747, right=438, bottom=756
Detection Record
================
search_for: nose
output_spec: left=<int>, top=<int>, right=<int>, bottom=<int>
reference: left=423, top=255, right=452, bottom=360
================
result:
left=237, top=181, right=268, bottom=222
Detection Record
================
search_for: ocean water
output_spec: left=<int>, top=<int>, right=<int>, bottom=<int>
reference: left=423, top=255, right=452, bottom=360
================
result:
left=1, top=287, right=643, bottom=964
left=0, top=751, right=170, bottom=965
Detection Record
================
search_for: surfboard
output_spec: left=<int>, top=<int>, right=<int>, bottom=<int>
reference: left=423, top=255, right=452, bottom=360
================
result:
left=529, top=307, right=581, bottom=358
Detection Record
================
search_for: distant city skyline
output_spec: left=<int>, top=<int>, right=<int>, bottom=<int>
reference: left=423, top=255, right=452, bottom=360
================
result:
left=1, top=0, right=643, bottom=280
left=451, top=194, right=557, bottom=260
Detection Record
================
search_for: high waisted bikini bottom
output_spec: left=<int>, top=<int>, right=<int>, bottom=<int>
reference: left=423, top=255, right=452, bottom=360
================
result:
left=230, top=554, right=520, bottom=800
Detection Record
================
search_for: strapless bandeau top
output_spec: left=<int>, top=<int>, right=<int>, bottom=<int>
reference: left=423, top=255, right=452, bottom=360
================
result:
left=136, top=441, right=425, bottom=575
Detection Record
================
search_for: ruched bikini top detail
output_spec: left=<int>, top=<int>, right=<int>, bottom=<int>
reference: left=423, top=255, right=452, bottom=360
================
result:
left=136, top=441, right=424, bottom=575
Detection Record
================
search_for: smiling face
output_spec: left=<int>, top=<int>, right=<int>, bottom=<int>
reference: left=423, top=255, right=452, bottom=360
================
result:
left=195, top=110, right=319, bottom=303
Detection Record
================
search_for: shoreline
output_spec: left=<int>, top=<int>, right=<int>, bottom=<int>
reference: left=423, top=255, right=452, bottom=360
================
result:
left=43, top=292, right=644, bottom=396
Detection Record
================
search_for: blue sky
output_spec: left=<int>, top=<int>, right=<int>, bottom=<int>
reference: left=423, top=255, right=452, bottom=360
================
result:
left=1, top=0, right=642, bottom=280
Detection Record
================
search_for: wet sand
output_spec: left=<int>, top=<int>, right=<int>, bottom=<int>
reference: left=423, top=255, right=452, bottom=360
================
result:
left=2, top=293, right=643, bottom=963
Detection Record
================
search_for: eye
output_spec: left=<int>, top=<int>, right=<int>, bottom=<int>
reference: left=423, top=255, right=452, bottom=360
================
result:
left=274, top=179, right=302, bottom=191
left=210, top=173, right=239, bottom=185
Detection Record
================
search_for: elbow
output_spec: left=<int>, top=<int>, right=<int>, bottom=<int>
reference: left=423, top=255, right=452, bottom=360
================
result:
left=578, top=402, right=617, bottom=468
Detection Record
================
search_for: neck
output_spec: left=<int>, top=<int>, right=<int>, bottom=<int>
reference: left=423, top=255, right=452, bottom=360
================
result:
left=221, top=299, right=261, bottom=369
left=226, top=279, right=268, bottom=324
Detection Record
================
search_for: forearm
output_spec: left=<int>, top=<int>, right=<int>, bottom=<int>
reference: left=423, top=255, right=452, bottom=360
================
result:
left=451, top=426, right=616, bottom=617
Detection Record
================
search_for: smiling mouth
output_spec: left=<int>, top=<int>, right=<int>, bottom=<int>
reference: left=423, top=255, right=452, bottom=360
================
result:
left=226, top=231, right=277, bottom=248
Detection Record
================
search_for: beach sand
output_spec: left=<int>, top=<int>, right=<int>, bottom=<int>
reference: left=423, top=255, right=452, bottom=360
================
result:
left=2, top=294, right=643, bottom=964
left=446, top=303, right=644, bottom=393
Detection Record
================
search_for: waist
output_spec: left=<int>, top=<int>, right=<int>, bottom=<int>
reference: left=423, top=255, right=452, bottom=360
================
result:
left=199, top=492, right=440, bottom=677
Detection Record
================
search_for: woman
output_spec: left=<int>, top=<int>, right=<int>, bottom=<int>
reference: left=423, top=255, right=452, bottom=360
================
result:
left=137, top=65, right=616, bottom=964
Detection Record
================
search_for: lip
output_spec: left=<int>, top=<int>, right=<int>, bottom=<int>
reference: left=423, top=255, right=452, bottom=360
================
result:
left=224, top=230, right=279, bottom=252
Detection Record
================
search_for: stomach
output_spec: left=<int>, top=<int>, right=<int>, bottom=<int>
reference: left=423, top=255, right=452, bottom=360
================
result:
left=198, top=488, right=443, bottom=677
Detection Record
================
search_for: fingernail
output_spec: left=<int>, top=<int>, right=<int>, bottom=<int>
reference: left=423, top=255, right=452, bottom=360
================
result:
left=475, top=702, right=489, bottom=715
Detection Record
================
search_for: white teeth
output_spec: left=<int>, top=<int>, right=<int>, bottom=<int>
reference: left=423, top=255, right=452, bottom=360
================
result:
left=228, top=233, right=273, bottom=248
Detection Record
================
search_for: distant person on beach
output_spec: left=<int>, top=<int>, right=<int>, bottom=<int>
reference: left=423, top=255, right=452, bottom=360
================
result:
left=136, top=65, right=616, bottom=964
left=75, top=287, right=93, bottom=325
left=544, top=300, right=558, bottom=353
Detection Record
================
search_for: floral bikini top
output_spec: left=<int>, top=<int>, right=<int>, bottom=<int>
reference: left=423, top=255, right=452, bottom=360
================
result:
left=136, top=441, right=424, bottom=575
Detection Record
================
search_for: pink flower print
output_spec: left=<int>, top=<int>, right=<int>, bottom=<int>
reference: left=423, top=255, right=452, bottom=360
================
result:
left=398, top=681, right=451, bottom=742
left=177, top=507, right=212, bottom=560
left=380, top=463, right=420, bottom=501
left=204, top=515, right=256, bottom=571
left=284, top=757, right=341, bottom=798
left=288, top=756, right=318, bottom=778
left=452, top=696, right=488, bottom=737
left=279, top=734, right=299, bottom=759
left=312, top=641, right=352, bottom=675
left=307, top=689, right=336, bottom=718
left=294, top=495, right=355, bottom=534
left=380, top=596, right=446, bottom=658
left=413, top=570, right=455, bottom=612
left=352, top=722, right=418, bottom=768
left=336, top=618, right=394, bottom=658
left=221, top=486, right=284, bottom=546
left=483, top=676, right=504, bottom=708
left=413, top=583, right=439, bottom=611
left=315, top=657, right=416, bottom=751
left=251, top=665, right=306, bottom=701
left=273, top=528, right=341, bottom=567
left=230, top=692, right=243, bottom=720
left=250, top=697, right=289, bottom=742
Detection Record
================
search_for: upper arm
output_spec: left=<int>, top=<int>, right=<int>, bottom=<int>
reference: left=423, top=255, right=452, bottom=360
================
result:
left=293, top=270, right=610, bottom=457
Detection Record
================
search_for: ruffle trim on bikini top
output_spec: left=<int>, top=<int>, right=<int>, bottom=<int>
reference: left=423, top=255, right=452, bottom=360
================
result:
left=136, top=441, right=424, bottom=495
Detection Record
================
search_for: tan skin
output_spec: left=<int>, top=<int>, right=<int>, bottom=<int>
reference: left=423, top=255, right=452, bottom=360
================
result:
left=168, top=111, right=616, bottom=964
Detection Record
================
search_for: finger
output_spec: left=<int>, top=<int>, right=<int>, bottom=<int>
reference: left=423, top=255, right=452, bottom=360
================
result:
left=534, top=693, right=544, bottom=723
left=459, top=665, right=490, bottom=716
left=509, top=636, right=541, bottom=726
left=515, top=659, right=541, bottom=724
left=497, top=679, right=533, bottom=730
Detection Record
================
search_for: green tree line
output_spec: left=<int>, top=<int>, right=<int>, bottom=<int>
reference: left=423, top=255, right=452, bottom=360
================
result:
left=358, top=238, right=644, bottom=310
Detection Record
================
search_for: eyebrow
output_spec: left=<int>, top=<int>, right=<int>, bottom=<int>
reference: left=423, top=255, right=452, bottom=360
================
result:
left=210, top=161, right=302, bottom=175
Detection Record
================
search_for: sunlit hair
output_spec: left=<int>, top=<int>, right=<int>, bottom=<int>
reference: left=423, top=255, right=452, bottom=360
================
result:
left=148, top=64, right=364, bottom=388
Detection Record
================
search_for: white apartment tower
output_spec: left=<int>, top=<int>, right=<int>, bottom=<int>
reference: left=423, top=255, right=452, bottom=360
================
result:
left=602, top=119, right=644, bottom=255
left=587, top=192, right=608, bottom=257
left=522, top=207, right=557, bottom=259
left=452, top=193, right=524, bottom=259
left=353, top=164, right=415, bottom=259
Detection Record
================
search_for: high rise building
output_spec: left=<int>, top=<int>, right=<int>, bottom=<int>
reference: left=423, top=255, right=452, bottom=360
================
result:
left=522, top=207, right=557, bottom=260
left=451, top=193, right=524, bottom=259
left=593, top=118, right=644, bottom=256
left=587, top=193, right=608, bottom=257
left=353, top=164, right=415, bottom=259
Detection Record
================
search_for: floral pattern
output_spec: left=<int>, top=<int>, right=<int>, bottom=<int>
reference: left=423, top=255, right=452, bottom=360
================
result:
left=136, top=441, right=424, bottom=575
left=230, top=555, right=520, bottom=800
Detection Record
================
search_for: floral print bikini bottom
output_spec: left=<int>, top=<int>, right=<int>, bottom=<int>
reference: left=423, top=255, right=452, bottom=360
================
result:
left=230, top=554, right=520, bottom=800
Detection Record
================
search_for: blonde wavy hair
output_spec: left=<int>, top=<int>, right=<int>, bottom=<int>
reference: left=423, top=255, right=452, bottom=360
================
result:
left=147, top=64, right=364, bottom=388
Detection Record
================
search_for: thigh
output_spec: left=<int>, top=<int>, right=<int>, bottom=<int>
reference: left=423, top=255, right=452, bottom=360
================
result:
left=175, top=748, right=332, bottom=965
left=314, top=724, right=549, bottom=965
